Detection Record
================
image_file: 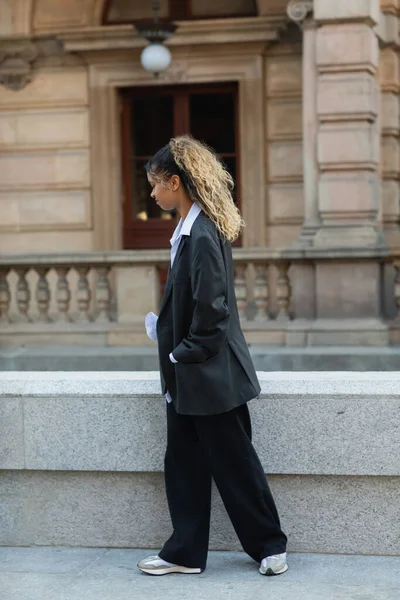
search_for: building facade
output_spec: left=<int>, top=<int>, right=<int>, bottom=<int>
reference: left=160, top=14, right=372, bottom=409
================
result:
left=0, top=0, right=399, bottom=351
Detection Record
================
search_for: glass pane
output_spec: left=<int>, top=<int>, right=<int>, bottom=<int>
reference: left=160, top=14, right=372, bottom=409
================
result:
left=191, top=0, right=254, bottom=17
left=131, top=160, right=176, bottom=222
left=189, top=92, right=235, bottom=154
left=107, top=0, right=169, bottom=22
left=131, top=95, right=174, bottom=158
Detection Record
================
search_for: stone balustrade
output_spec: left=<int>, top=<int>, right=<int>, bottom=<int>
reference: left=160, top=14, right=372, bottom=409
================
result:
left=0, top=247, right=399, bottom=346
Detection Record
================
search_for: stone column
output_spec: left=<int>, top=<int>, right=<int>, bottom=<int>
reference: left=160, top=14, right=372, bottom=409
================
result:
left=285, top=1, right=388, bottom=345
left=287, top=2, right=320, bottom=246
left=376, top=3, right=400, bottom=247
left=314, top=0, right=383, bottom=248
left=288, top=0, right=383, bottom=248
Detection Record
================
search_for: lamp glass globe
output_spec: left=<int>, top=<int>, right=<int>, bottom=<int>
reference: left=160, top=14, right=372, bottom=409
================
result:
left=140, top=43, right=171, bottom=74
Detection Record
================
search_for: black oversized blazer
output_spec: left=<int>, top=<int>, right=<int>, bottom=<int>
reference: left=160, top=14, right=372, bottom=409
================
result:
left=156, top=211, right=261, bottom=416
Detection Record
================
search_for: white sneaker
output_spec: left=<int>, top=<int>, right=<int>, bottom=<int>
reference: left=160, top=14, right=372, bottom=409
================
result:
left=137, top=555, right=202, bottom=576
left=259, top=552, right=288, bottom=576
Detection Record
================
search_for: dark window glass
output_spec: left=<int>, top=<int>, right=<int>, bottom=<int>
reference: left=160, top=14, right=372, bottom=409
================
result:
left=131, top=95, right=174, bottom=158
left=189, top=92, right=235, bottom=154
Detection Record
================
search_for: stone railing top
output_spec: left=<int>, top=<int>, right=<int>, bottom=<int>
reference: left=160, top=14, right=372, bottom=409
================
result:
left=0, top=246, right=399, bottom=267
left=1, top=371, right=400, bottom=398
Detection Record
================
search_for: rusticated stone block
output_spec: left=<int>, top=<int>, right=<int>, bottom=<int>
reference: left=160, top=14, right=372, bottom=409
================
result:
left=316, top=24, right=378, bottom=71
left=318, top=122, right=379, bottom=166
left=0, top=150, right=90, bottom=190
left=268, top=141, right=303, bottom=180
left=0, top=69, right=88, bottom=109
left=0, top=109, right=89, bottom=150
left=379, top=47, right=400, bottom=90
left=268, top=184, right=304, bottom=223
left=267, top=99, right=302, bottom=138
left=318, top=73, right=378, bottom=118
left=315, top=0, right=379, bottom=24
left=266, top=55, right=302, bottom=96
left=318, top=172, right=379, bottom=216
left=0, top=190, right=91, bottom=231
left=381, top=92, right=400, bottom=133
left=382, top=180, right=400, bottom=220
left=382, top=135, right=400, bottom=178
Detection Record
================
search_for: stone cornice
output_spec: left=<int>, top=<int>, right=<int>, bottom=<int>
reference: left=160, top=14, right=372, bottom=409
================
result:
left=58, top=16, right=288, bottom=53
left=0, top=34, right=63, bottom=90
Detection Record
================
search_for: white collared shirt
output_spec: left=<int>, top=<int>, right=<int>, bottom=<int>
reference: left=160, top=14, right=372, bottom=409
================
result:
left=144, top=202, right=202, bottom=403
left=170, top=201, right=202, bottom=267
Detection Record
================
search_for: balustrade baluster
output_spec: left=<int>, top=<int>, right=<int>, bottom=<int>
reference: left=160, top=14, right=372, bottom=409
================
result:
left=35, top=268, right=51, bottom=322
left=15, top=268, right=31, bottom=322
left=75, top=266, right=92, bottom=322
left=0, top=269, right=11, bottom=323
left=56, top=267, right=71, bottom=322
left=234, top=263, right=248, bottom=320
left=253, top=263, right=269, bottom=321
left=276, top=261, right=292, bottom=321
left=95, top=266, right=111, bottom=322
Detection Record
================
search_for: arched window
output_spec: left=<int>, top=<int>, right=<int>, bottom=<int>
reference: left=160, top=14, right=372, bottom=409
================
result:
left=104, top=0, right=257, bottom=24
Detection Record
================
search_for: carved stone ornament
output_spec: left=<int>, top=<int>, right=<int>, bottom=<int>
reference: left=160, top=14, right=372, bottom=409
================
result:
left=0, top=36, right=63, bottom=91
left=286, top=0, right=314, bottom=23
left=162, top=60, right=189, bottom=83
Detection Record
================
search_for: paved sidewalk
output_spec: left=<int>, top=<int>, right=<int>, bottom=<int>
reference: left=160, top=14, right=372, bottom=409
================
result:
left=0, top=547, right=399, bottom=600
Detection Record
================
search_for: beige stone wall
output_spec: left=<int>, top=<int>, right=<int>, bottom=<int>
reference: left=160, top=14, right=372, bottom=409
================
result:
left=265, top=44, right=303, bottom=247
left=0, top=66, right=93, bottom=253
left=33, top=0, right=103, bottom=32
left=0, top=0, right=13, bottom=35
left=379, top=0, right=400, bottom=247
left=380, top=47, right=400, bottom=245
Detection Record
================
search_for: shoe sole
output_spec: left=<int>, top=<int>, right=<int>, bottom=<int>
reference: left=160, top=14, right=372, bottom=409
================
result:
left=259, top=564, right=288, bottom=576
left=137, top=564, right=202, bottom=576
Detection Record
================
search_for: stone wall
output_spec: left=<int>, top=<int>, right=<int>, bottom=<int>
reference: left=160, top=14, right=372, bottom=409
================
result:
left=379, top=1, right=400, bottom=247
left=0, top=64, right=93, bottom=253
left=0, top=40, right=304, bottom=255
left=1, top=371, right=399, bottom=555
left=266, top=44, right=303, bottom=248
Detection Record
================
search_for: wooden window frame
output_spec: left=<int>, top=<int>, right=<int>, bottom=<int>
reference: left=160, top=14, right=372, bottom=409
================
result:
left=121, top=82, right=241, bottom=250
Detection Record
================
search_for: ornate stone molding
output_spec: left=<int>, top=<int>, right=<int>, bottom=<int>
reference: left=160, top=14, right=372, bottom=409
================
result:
left=286, top=0, right=313, bottom=24
left=59, top=16, right=287, bottom=54
left=0, top=35, right=63, bottom=91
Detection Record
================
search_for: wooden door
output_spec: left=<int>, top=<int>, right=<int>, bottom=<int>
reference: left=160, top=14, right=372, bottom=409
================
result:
left=120, top=82, right=240, bottom=250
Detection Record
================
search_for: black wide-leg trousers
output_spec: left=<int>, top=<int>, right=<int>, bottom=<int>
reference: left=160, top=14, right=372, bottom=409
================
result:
left=158, top=400, right=287, bottom=570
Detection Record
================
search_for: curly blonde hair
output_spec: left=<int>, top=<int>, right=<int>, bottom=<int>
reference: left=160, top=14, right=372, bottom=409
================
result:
left=147, top=135, right=245, bottom=242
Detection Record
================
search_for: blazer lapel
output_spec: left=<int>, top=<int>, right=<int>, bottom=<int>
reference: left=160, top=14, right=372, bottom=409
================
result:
left=159, top=236, right=187, bottom=315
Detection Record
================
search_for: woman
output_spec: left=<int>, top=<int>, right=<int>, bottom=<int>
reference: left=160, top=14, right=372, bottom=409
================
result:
left=139, top=136, right=288, bottom=577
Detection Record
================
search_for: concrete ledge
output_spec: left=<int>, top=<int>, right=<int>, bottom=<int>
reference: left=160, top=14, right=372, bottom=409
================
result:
left=1, top=372, right=399, bottom=476
left=1, top=371, right=399, bottom=554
